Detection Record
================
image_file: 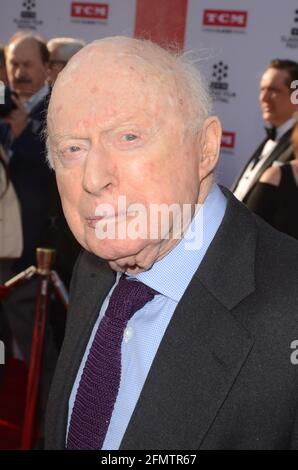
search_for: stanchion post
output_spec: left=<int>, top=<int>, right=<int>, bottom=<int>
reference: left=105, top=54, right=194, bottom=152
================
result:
left=20, top=248, right=55, bottom=450
left=0, top=248, right=69, bottom=449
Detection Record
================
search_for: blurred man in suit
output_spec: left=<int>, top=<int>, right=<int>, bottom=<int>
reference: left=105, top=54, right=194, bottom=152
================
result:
left=0, top=44, right=8, bottom=86
left=0, top=33, right=52, bottom=272
left=0, top=34, right=56, bottom=424
left=232, top=59, right=298, bottom=204
left=45, top=38, right=298, bottom=450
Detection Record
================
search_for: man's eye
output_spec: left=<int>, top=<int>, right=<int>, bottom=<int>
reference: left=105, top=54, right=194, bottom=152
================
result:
left=69, top=145, right=81, bottom=152
left=59, top=145, right=83, bottom=160
left=122, top=134, right=138, bottom=142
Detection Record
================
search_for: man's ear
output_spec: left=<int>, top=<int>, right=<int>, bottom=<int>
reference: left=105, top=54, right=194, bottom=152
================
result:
left=198, top=116, right=222, bottom=179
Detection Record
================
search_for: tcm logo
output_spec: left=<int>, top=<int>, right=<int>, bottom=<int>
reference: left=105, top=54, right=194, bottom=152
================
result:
left=221, top=131, right=236, bottom=149
left=71, top=2, right=109, bottom=19
left=203, top=9, right=247, bottom=28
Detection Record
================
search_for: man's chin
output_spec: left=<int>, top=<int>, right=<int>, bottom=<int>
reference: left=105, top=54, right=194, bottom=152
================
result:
left=85, top=237, right=150, bottom=263
left=263, top=112, right=275, bottom=126
left=85, top=235, right=165, bottom=273
left=14, top=84, right=30, bottom=91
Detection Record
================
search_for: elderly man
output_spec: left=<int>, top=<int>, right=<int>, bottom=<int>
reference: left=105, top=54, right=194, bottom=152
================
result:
left=232, top=59, right=298, bottom=204
left=45, top=37, right=298, bottom=450
left=47, top=37, right=86, bottom=85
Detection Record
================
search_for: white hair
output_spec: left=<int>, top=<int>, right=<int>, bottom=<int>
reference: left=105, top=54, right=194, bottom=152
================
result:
left=176, top=51, right=212, bottom=130
left=47, top=37, right=86, bottom=62
left=46, top=37, right=212, bottom=168
left=84, top=37, right=212, bottom=130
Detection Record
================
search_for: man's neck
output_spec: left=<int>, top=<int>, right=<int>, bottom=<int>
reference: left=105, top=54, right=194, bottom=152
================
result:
left=266, top=117, right=296, bottom=141
left=22, top=84, right=49, bottom=113
left=276, top=117, right=296, bottom=140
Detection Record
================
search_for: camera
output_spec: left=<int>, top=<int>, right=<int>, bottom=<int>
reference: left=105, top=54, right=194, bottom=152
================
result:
left=0, top=87, right=18, bottom=118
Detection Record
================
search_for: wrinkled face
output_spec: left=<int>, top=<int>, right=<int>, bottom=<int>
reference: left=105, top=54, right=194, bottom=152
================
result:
left=6, top=38, right=48, bottom=99
left=47, top=46, right=217, bottom=272
left=259, top=68, right=297, bottom=127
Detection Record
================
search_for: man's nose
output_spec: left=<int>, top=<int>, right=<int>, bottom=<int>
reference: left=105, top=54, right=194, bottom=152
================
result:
left=260, top=90, right=271, bottom=103
left=14, top=65, right=25, bottom=79
left=82, top=147, right=118, bottom=196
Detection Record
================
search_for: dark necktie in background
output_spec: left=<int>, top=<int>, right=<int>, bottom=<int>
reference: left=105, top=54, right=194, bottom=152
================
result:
left=251, top=126, right=277, bottom=170
left=264, top=126, right=277, bottom=141
left=66, top=275, right=158, bottom=450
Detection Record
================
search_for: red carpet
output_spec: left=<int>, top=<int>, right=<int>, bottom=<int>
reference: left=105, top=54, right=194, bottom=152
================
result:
left=0, top=358, right=28, bottom=449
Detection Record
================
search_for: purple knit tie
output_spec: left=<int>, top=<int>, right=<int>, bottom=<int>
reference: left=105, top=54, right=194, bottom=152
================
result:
left=66, top=275, right=158, bottom=450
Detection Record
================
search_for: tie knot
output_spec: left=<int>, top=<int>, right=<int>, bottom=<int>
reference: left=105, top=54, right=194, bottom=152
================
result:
left=105, top=275, right=158, bottom=322
left=265, top=126, right=277, bottom=141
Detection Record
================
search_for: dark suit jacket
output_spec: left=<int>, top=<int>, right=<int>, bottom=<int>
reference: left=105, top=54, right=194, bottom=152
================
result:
left=0, top=91, right=53, bottom=271
left=232, top=128, right=294, bottom=204
left=45, top=188, right=298, bottom=450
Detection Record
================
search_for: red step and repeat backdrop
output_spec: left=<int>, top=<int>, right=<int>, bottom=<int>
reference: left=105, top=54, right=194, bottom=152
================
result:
left=1, top=0, right=298, bottom=186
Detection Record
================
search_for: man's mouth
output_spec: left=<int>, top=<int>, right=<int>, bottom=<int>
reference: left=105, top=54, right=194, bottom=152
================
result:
left=15, top=79, right=31, bottom=84
left=85, top=212, right=134, bottom=228
left=86, top=215, right=115, bottom=228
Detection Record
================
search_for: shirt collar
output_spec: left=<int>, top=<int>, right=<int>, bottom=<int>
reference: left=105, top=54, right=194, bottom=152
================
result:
left=276, top=117, right=296, bottom=141
left=22, top=84, right=49, bottom=113
left=123, top=184, right=227, bottom=302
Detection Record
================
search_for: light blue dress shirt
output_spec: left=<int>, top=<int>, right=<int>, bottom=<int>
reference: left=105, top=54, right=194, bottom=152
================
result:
left=67, top=184, right=227, bottom=449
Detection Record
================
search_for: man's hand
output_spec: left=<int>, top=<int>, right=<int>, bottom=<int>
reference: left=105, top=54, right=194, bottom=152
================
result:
left=4, top=95, right=29, bottom=138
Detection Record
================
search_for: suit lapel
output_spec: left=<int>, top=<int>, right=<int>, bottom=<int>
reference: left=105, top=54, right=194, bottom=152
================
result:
left=46, top=252, right=116, bottom=449
left=120, top=191, right=256, bottom=450
left=245, top=128, right=293, bottom=196
left=28, top=91, right=51, bottom=134
left=120, top=283, right=254, bottom=450
left=231, top=128, right=294, bottom=196
left=230, top=137, right=267, bottom=192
